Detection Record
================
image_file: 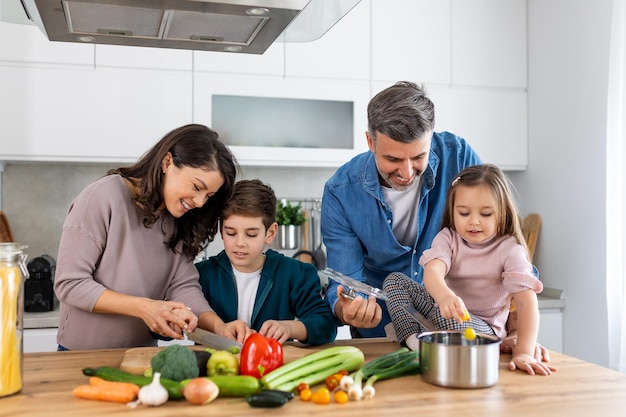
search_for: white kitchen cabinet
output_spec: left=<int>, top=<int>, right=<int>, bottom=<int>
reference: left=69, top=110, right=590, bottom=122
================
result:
left=284, top=0, right=370, bottom=81
left=451, top=0, right=527, bottom=88
left=371, top=0, right=451, bottom=85
left=95, top=44, right=193, bottom=71
left=0, top=21, right=94, bottom=66
left=193, top=42, right=285, bottom=77
left=371, top=81, right=528, bottom=170
left=24, top=328, right=58, bottom=353
left=193, top=74, right=370, bottom=167
left=0, top=66, right=192, bottom=162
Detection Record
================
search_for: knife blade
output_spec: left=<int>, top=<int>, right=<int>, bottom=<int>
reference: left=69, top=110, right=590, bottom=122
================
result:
left=184, top=327, right=242, bottom=351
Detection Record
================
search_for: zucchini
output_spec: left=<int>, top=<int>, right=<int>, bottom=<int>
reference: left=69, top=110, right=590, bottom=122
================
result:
left=207, top=375, right=260, bottom=397
left=82, top=366, right=183, bottom=400
left=246, top=390, right=290, bottom=408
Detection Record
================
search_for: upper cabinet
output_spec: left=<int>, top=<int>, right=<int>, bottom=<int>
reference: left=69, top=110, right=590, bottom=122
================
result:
left=284, top=0, right=371, bottom=80
left=0, top=0, right=528, bottom=169
left=193, top=74, right=370, bottom=167
left=451, top=0, right=527, bottom=88
left=0, top=65, right=192, bottom=162
left=371, top=0, right=452, bottom=84
left=371, top=0, right=527, bottom=88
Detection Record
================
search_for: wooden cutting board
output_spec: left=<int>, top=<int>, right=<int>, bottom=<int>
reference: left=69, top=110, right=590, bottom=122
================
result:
left=119, top=344, right=316, bottom=375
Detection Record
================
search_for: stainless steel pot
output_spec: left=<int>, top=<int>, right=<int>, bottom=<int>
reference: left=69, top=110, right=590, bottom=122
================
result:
left=418, top=330, right=502, bottom=389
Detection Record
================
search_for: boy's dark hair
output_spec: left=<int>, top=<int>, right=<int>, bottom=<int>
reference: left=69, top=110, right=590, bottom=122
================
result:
left=221, top=179, right=277, bottom=230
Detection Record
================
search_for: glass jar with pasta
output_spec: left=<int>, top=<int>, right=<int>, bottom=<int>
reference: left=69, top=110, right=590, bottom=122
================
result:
left=0, top=242, right=28, bottom=397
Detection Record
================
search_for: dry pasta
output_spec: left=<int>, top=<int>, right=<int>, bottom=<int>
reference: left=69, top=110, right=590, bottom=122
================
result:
left=1, top=265, right=22, bottom=396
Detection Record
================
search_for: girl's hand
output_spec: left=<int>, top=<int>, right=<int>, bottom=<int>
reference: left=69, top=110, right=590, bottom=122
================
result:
left=437, top=294, right=468, bottom=323
left=258, top=320, right=290, bottom=344
left=509, top=353, right=557, bottom=376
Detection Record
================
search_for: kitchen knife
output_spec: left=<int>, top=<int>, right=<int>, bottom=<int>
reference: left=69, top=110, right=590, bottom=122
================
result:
left=184, top=327, right=242, bottom=351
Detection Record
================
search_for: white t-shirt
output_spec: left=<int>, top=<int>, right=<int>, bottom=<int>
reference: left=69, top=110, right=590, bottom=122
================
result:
left=382, top=179, right=421, bottom=247
left=232, top=267, right=262, bottom=326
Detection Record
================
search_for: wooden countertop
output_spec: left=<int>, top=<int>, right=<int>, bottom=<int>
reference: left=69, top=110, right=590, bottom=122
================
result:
left=2, top=338, right=625, bottom=417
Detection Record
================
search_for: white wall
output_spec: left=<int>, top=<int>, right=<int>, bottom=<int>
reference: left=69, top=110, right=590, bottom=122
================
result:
left=508, top=0, right=613, bottom=367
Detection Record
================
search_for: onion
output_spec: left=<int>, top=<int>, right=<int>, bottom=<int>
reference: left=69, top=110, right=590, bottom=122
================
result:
left=183, top=378, right=219, bottom=405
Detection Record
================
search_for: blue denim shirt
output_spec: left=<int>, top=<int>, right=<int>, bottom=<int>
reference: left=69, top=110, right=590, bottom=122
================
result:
left=321, top=131, right=482, bottom=337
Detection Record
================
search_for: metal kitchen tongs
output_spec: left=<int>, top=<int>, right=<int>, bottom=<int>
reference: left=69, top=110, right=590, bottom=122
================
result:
left=319, top=267, right=389, bottom=302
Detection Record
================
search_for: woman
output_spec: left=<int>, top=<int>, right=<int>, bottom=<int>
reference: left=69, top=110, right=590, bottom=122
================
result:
left=54, top=124, right=238, bottom=350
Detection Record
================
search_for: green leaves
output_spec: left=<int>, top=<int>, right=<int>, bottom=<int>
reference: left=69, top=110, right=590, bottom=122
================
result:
left=275, top=200, right=306, bottom=226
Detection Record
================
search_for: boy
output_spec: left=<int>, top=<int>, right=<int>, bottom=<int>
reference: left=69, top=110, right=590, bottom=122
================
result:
left=196, top=179, right=337, bottom=345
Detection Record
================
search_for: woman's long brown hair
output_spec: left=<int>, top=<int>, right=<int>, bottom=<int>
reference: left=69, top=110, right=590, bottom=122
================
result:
left=108, top=124, right=238, bottom=259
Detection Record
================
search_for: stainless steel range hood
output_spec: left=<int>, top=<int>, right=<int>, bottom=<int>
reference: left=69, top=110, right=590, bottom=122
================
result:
left=16, top=0, right=360, bottom=54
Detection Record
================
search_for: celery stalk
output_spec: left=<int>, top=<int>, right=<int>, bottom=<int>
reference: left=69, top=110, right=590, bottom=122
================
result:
left=261, top=346, right=364, bottom=392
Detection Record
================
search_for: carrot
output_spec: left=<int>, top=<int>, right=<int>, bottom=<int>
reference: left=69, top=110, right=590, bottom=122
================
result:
left=72, top=377, right=140, bottom=403
left=88, top=376, right=140, bottom=396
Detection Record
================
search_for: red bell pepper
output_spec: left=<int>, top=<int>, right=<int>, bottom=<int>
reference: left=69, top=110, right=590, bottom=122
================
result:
left=239, top=333, right=284, bottom=379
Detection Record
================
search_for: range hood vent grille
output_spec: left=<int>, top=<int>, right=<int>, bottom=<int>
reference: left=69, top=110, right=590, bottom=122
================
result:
left=64, top=2, right=267, bottom=45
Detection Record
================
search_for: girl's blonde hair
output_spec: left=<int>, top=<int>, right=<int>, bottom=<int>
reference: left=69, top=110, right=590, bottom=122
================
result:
left=441, top=164, right=529, bottom=257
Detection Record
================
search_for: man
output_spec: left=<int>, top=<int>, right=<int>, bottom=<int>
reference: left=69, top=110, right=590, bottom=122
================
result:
left=321, top=81, right=481, bottom=337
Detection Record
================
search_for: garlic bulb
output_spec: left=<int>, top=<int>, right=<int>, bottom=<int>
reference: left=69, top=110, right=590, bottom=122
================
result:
left=128, top=372, right=169, bottom=408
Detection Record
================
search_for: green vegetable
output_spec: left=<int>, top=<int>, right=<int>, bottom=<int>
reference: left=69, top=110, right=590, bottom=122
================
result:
left=260, top=346, right=364, bottom=393
left=206, top=350, right=239, bottom=376
left=246, top=390, right=290, bottom=408
left=151, top=345, right=199, bottom=382
left=181, top=375, right=260, bottom=397
left=348, top=348, right=421, bottom=400
left=82, top=366, right=184, bottom=400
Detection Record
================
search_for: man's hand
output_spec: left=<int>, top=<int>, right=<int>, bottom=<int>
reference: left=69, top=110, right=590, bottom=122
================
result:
left=335, top=286, right=382, bottom=328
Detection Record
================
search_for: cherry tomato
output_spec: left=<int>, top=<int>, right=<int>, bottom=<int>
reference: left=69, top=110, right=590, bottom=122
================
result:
left=325, top=374, right=340, bottom=391
left=311, top=387, right=331, bottom=405
left=300, top=388, right=312, bottom=401
left=464, top=327, right=477, bottom=341
left=334, top=390, right=349, bottom=404
left=297, top=382, right=310, bottom=394
left=338, top=370, right=349, bottom=376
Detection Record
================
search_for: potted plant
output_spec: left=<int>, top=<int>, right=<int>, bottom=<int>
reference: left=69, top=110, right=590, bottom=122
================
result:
left=275, top=200, right=305, bottom=250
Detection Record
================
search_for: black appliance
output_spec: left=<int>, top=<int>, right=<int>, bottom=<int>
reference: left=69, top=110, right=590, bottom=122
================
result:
left=25, top=255, right=56, bottom=312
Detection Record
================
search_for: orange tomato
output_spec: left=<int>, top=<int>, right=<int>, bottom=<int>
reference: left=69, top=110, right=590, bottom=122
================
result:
left=311, top=387, right=331, bottom=405
left=299, top=388, right=312, bottom=401
left=334, top=390, right=349, bottom=404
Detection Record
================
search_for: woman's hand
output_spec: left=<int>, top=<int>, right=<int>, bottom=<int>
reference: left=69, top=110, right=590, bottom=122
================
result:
left=145, top=300, right=198, bottom=339
left=92, top=290, right=197, bottom=339
left=335, top=286, right=382, bottom=328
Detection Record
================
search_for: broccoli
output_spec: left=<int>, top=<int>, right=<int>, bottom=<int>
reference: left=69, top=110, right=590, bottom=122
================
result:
left=150, top=344, right=199, bottom=382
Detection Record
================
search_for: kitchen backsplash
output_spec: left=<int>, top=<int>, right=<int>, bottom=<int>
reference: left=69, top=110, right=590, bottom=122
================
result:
left=0, top=163, right=336, bottom=261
